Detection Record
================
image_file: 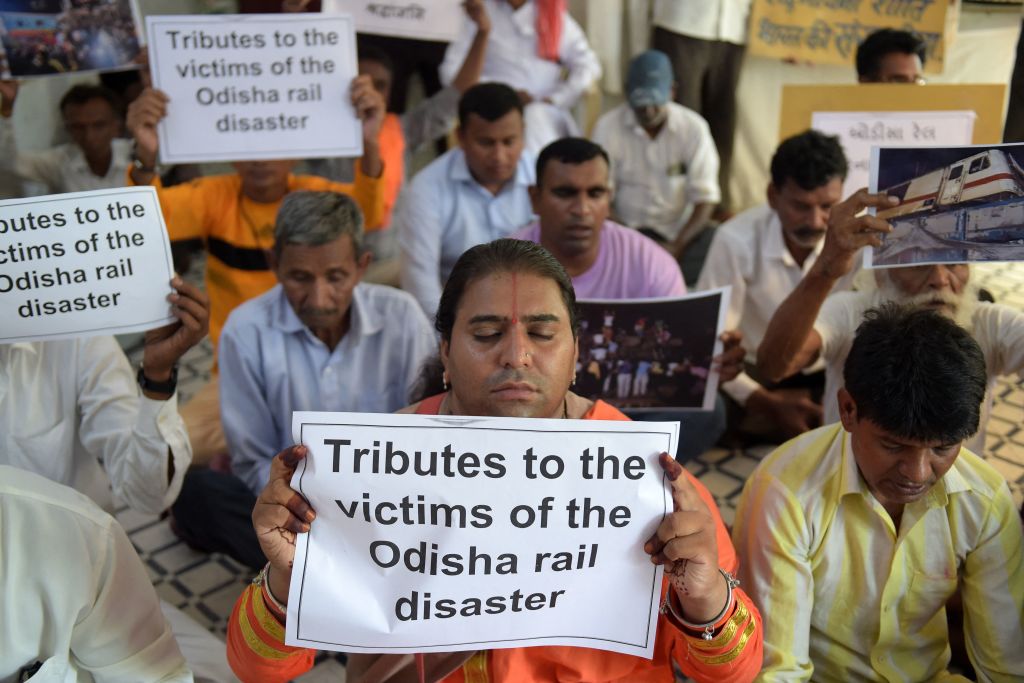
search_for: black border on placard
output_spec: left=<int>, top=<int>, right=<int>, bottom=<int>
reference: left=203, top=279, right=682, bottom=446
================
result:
left=292, top=419, right=674, bottom=651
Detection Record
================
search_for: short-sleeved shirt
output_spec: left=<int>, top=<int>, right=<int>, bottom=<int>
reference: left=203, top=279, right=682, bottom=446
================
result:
left=512, top=220, right=685, bottom=300
left=593, top=102, right=720, bottom=240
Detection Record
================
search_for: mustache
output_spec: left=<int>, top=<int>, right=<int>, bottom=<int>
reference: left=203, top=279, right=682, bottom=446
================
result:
left=792, top=226, right=825, bottom=240
left=299, top=307, right=339, bottom=317
left=486, top=369, right=539, bottom=388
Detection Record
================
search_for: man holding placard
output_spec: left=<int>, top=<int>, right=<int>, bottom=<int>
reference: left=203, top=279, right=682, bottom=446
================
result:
left=126, top=73, right=388, bottom=462
left=698, top=130, right=850, bottom=443
left=226, top=239, right=762, bottom=682
left=757, top=190, right=1024, bottom=459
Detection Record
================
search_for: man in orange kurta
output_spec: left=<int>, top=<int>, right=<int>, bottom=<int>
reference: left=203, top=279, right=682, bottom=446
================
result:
left=124, top=75, right=388, bottom=462
left=226, top=238, right=762, bottom=682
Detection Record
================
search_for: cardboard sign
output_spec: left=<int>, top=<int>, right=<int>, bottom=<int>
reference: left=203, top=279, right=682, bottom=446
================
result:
left=0, top=187, right=175, bottom=343
left=286, top=411, right=676, bottom=658
left=322, top=0, right=463, bottom=42
left=867, top=143, right=1024, bottom=267
left=0, top=0, right=142, bottom=78
left=811, top=110, right=975, bottom=200
left=748, top=0, right=953, bottom=71
left=146, top=13, right=362, bottom=164
left=575, top=289, right=730, bottom=412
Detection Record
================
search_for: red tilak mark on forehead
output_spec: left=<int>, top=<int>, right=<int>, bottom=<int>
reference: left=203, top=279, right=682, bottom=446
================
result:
left=510, top=272, right=519, bottom=325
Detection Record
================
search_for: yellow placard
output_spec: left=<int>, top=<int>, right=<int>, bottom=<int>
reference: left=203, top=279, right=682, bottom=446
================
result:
left=779, top=83, right=1007, bottom=144
left=748, top=0, right=956, bottom=72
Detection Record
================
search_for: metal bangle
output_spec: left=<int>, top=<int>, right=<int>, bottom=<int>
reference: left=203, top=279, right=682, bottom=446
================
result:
left=253, top=562, right=288, bottom=616
left=661, top=568, right=740, bottom=641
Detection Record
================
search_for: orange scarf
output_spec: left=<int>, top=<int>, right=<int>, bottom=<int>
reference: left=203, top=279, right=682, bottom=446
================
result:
left=535, top=0, right=565, bottom=62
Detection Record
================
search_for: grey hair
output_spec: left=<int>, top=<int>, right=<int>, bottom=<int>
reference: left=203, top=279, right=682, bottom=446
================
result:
left=272, top=191, right=365, bottom=258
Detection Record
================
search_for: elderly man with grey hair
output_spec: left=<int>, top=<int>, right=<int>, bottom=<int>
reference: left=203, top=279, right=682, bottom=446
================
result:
left=170, top=191, right=436, bottom=569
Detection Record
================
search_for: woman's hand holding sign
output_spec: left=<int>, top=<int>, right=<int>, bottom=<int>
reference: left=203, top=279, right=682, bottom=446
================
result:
left=253, top=445, right=317, bottom=605
left=645, top=453, right=730, bottom=626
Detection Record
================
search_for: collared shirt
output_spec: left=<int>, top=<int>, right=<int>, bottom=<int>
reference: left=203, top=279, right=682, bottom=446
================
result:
left=815, top=291, right=1024, bottom=457
left=696, top=204, right=856, bottom=405
left=733, top=423, right=1024, bottom=681
left=439, top=0, right=601, bottom=109
left=0, top=118, right=133, bottom=195
left=652, top=0, right=753, bottom=45
left=397, top=147, right=535, bottom=316
left=219, top=283, right=437, bottom=494
left=0, top=465, right=192, bottom=683
left=593, top=102, right=720, bottom=239
left=512, top=220, right=685, bottom=299
left=0, top=338, right=191, bottom=515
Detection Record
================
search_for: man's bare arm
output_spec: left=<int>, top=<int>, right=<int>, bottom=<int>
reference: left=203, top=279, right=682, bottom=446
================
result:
left=757, top=189, right=897, bottom=382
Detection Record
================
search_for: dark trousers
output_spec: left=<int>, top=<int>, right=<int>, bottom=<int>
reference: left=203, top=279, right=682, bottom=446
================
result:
left=652, top=27, right=745, bottom=211
left=1005, top=19, right=1024, bottom=143
left=171, top=468, right=266, bottom=571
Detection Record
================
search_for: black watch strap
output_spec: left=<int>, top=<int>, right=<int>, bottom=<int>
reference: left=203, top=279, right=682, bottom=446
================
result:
left=137, top=364, right=178, bottom=395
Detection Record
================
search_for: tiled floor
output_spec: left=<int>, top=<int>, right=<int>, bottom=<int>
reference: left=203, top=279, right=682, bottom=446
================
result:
left=117, top=260, right=1024, bottom=682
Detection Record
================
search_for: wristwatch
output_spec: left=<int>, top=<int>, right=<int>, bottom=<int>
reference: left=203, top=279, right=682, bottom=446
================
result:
left=137, top=364, right=178, bottom=395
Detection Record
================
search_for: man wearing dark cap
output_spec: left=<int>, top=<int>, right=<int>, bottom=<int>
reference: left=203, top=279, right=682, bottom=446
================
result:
left=593, top=50, right=719, bottom=281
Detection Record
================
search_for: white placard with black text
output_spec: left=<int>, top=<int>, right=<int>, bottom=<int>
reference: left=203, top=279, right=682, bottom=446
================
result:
left=285, top=411, right=677, bottom=658
left=0, top=187, right=175, bottom=343
left=322, top=0, right=463, bottom=42
left=146, top=13, right=362, bottom=163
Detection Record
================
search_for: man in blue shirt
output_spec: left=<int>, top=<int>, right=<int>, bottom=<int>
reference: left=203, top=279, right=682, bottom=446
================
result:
left=172, top=191, right=436, bottom=569
left=397, top=82, right=535, bottom=316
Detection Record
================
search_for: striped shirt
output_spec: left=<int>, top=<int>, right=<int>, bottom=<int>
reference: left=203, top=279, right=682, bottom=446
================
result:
left=733, top=423, right=1024, bottom=681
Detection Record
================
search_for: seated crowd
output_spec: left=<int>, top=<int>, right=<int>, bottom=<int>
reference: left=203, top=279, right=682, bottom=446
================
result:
left=0, top=2, right=1021, bottom=681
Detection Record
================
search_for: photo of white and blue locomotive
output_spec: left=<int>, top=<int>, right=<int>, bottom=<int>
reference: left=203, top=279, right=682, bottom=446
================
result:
left=873, top=145, right=1024, bottom=266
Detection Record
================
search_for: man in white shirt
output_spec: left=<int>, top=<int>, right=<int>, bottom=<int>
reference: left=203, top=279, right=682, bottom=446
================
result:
left=0, top=276, right=208, bottom=515
left=651, top=0, right=752, bottom=214
left=1, top=465, right=193, bottom=683
left=757, top=189, right=1024, bottom=459
left=173, top=191, right=436, bottom=569
left=592, top=50, right=720, bottom=271
left=397, top=82, right=535, bottom=317
left=0, top=81, right=132, bottom=195
left=440, top=0, right=601, bottom=154
left=697, top=130, right=849, bottom=442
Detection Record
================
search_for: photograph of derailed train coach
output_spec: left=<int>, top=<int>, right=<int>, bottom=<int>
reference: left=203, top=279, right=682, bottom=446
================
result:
left=867, top=143, right=1024, bottom=267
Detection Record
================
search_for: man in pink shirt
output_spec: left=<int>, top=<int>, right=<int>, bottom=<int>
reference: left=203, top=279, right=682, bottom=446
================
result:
left=513, top=138, right=736, bottom=461
left=512, top=137, right=685, bottom=298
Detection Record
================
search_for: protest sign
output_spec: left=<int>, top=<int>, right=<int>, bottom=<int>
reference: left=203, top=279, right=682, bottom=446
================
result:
left=0, top=0, right=141, bottom=78
left=322, top=0, right=463, bottom=42
left=866, top=143, right=1024, bottom=267
left=146, top=13, right=362, bottom=164
left=748, top=0, right=954, bottom=71
left=0, top=186, right=175, bottom=343
left=811, top=110, right=975, bottom=201
left=575, top=289, right=729, bottom=412
left=286, top=411, right=676, bottom=657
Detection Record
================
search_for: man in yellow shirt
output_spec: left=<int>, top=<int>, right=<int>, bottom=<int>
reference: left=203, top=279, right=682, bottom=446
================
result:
left=125, top=75, right=387, bottom=463
left=733, top=303, right=1024, bottom=680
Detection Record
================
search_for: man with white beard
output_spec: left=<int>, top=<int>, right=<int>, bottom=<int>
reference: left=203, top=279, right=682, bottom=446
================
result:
left=756, top=189, right=1024, bottom=456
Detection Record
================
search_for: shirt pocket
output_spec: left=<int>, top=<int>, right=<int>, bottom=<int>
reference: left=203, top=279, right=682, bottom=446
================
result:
left=10, top=419, right=74, bottom=487
left=900, top=572, right=958, bottom=634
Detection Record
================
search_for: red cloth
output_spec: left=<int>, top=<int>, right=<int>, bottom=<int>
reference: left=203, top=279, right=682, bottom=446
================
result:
left=535, top=0, right=565, bottom=62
